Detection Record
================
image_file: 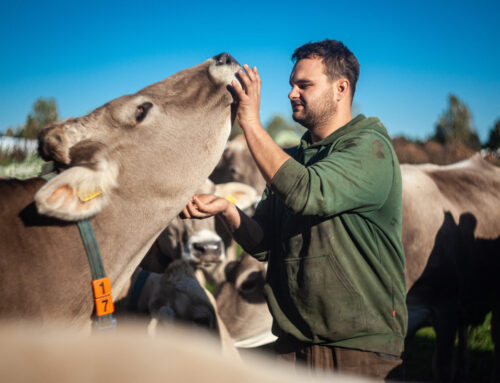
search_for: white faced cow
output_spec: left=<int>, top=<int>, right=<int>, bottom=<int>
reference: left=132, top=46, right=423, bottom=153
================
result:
left=140, top=180, right=258, bottom=286
left=0, top=53, right=240, bottom=328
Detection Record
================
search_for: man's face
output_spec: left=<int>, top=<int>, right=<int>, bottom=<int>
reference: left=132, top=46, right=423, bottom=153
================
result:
left=288, top=57, right=337, bottom=129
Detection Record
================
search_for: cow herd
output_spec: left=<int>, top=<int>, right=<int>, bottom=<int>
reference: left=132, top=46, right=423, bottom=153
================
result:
left=0, top=54, right=499, bottom=382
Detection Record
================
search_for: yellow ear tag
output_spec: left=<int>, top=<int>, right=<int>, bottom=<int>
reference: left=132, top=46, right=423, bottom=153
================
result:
left=76, top=190, right=102, bottom=202
left=225, top=195, right=237, bottom=205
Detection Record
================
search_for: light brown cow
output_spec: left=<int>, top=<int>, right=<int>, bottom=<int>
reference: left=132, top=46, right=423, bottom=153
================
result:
left=216, top=253, right=275, bottom=348
left=0, top=53, right=240, bottom=328
left=209, top=134, right=267, bottom=195
left=0, top=322, right=369, bottom=383
left=140, top=180, right=258, bottom=286
left=402, top=154, right=500, bottom=381
left=215, top=155, right=500, bottom=381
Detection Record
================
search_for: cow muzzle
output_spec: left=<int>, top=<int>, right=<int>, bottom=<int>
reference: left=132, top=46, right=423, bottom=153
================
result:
left=182, top=230, right=226, bottom=265
left=208, top=52, right=241, bottom=88
left=214, top=52, right=239, bottom=67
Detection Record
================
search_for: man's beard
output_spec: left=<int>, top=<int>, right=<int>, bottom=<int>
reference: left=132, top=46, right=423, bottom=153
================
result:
left=292, top=89, right=337, bottom=130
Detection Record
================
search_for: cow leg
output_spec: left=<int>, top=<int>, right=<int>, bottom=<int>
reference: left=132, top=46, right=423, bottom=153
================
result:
left=432, top=306, right=458, bottom=383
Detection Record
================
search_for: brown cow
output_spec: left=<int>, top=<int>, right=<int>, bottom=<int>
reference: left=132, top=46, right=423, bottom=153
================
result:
left=216, top=253, right=275, bottom=348
left=402, top=154, right=500, bottom=381
left=140, top=180, right=258, bottom=286
left=0, top=53, right=240, bottom=328
left=215, top=155, right=500, bottom=381
left=114, top=259, right=239, bottom=358
left=209, top=134, right=267, bottom=195
left=0, top=322, right=370, bottom=383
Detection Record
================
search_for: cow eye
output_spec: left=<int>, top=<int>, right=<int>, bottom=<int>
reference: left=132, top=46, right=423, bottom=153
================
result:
left=135, top=102, right=153, bottom=123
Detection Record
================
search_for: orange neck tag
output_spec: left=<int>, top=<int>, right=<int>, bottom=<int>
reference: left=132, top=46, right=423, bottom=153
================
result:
left=91, top=277, right=114, bottom=316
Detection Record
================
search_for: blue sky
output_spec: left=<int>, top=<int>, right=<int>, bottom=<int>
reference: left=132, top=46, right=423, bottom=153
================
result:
left=1, top=0, right=499, bottom=142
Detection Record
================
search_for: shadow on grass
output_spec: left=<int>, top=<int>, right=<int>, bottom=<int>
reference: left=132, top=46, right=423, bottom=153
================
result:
left=402, top=327, right=495, bottom=382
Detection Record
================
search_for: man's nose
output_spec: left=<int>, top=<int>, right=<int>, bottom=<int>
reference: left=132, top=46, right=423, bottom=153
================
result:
left=288, top=86, right=298, bottom=100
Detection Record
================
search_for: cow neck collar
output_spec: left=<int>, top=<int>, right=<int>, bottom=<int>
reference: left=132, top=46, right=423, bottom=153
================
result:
left=39, top=161, right=116, bottom=330
left=127, top=269, right=151, bottom=313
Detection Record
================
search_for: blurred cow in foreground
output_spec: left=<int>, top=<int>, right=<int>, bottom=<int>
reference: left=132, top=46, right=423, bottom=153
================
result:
left=0, top=322, right=370, bottom=383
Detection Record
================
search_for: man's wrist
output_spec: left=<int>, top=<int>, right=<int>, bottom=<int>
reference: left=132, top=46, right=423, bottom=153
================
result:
left=239, top=119, right=263, bottom=132
left=218, top=201, right=240, bottom=232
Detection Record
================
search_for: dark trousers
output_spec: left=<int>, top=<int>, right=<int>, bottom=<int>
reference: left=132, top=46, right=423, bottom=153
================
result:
left=274, top=338, right=402, bottom=381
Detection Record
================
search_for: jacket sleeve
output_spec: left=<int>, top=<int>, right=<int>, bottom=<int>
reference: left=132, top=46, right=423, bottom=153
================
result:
left=269, top=131, right=395, bottom=217
left=237, top=187, right=274, bottom=261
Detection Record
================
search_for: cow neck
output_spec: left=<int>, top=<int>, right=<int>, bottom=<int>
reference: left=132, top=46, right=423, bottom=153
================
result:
left=40, top=161, right=116, bottom=330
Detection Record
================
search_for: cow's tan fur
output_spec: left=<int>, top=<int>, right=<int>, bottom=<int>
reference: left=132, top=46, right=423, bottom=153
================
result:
left=0, top=55, right=240, bottom=327
left=0, top=322, right=367, bottom=383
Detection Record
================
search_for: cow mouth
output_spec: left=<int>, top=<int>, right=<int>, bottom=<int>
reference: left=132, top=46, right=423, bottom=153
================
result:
left=191, top=254, right=223, bottom=265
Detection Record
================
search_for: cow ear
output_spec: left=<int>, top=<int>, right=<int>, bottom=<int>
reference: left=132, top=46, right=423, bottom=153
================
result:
left=35, top=161, right=119, bottom=221
left=214, top=182, right=258, bottom=211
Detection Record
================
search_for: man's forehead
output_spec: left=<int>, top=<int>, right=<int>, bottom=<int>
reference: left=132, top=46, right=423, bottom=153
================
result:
left=290, top=57, right=327, bottom=83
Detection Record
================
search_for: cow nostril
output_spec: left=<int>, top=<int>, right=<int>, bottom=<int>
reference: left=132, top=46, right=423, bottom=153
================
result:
left=214, top=52, right=232, bottom=66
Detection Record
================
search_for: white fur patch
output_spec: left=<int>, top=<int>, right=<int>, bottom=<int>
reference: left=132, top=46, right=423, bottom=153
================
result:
left=35, top=159, right=119, bottom=221
left=208, top=58, right=240, bottom=86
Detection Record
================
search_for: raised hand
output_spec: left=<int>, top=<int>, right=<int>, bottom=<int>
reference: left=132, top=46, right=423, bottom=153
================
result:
left=231, top=64, right=261, bottom=129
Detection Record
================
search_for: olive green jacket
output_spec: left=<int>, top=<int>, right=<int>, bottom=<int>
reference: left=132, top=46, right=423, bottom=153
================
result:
left=247, top=114, right=407, bottom=356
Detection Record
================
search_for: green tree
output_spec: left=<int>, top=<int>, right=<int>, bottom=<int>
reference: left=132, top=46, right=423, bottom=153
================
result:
left=4, top=127, right=14, bottom=136
left=433, top=94, right=481, bottom=150
left=486, top=119, right=500, bottom=149
left=266, top=115, right=290, bottom=139
left=18, top=97, right=59, bottom=139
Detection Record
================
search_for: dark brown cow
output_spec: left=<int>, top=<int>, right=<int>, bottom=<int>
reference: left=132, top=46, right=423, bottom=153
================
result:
left=0, top=53, right=240, bottom=328
left=115, top=261, right=217, bottom=329
left=215, top=155, right=500, bottom=381
left=115, top=260, right=239, bottom=358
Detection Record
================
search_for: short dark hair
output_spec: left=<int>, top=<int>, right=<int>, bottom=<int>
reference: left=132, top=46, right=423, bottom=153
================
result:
left=292, top=39, right=360, bottom=100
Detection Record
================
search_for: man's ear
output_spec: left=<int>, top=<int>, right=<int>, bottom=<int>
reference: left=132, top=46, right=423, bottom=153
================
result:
left=335, top=78, right=350, bottom=102
left=35, top=160, right=119, bottom=221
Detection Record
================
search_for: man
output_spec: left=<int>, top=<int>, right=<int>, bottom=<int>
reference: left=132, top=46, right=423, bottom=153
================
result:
left=183, top=40, right=407, bottom=380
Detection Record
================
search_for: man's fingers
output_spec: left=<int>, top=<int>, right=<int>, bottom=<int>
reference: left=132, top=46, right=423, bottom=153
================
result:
left=244, top=64, right=256, bottom=82
left=231, top=80, right=247, bottom=101
left=237, top=68, right=252, bottom=91
left=179, top=206, right=191, bottom=219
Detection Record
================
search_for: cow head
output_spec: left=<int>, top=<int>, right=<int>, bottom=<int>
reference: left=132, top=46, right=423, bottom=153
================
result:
left=216, top=253, right=274, bottom=346
left=149, top=260, right=218, bottom=331
left=209, top=135, right=267, bottom=195
left=35, top=53, right=240, bottom=221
